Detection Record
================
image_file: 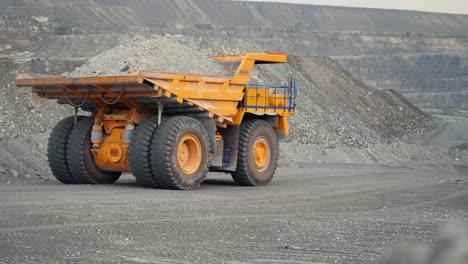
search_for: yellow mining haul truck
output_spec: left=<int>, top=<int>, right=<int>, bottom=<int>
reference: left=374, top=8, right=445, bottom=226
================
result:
left=15, top=53, right=297, bottom=190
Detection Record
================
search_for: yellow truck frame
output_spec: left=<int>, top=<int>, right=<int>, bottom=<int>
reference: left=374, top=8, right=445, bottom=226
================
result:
left=16, top=52, right=297, bottom=190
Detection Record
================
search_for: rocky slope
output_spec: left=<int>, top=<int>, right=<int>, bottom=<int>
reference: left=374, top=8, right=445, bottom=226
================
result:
left=2, top=0, right=468, bottom=35
left=334, top=53, right=468, bottom=114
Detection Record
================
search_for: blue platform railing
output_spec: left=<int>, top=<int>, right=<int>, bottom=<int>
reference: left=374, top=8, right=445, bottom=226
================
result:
left=245, top=77, right=297, bottom=112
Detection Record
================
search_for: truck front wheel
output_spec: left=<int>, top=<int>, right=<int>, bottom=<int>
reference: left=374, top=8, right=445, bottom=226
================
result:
left=231, top=119, right=278, bottom=186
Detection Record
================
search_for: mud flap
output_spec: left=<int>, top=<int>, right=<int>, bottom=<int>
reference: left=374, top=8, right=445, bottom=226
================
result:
left=210, top=125, right=239, bottom=172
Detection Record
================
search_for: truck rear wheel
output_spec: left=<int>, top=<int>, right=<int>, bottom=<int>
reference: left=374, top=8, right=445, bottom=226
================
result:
left=67, top=117, right=121, bottom=184
left=150, top=116, right=210, bottom=190
left=48, top=116, right=84, bottom=184
left=231, top=119, right=278, bottom=186
left=129, top=117, right=160, bottom=188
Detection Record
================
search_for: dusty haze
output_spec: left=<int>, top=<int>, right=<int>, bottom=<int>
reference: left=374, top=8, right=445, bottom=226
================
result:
left=241, top=0, right=468, bottom=15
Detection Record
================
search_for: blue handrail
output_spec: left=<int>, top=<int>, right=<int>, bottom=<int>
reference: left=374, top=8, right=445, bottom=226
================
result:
left=245, top=77, right=297, bottom=112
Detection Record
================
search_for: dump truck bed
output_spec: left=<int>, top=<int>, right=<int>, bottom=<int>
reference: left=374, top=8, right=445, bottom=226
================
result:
left=17, top=73, right=295, bottom=126
left=16, top=70, right=248, bottom=123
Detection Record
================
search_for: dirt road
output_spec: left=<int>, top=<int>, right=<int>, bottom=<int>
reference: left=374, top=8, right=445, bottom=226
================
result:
left=0, top=162, right=467, bottom=264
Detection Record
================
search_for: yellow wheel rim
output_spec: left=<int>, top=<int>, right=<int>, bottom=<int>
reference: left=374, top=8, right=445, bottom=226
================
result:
left=253, top=136, right=271, bottom=172
left=177, top=134, right=202, bottom=174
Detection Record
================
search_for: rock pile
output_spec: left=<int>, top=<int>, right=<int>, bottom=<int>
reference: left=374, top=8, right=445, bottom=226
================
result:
left=69, top=35, right=228, bottom=77
left=289, top=56, right=435, bottom=143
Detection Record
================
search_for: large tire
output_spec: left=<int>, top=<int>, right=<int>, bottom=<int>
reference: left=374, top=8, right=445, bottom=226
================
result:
left=129, top=117, right=160, bottom=188
left=47, top=116, right=84, bottom=184
left=67, top=117, right=121, bottom=184
left=150, top=116, right=210, bottom=190
left=231, top=119, right=278, bottom=186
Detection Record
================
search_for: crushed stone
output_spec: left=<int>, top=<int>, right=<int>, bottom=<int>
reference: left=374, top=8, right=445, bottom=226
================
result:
left=69, top=35, right=229, bottom=77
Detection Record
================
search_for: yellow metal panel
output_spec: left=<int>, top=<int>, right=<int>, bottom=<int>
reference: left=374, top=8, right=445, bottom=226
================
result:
left=148, top=78, right=244, bottom=101
left=15, top=73, right=143, bottom=86
left=139, top=71, right=231, bottom=82
left=245, top=88, right=292, bottom=115
left=230, top=74, right=251, bottom=85
left=212, top=53, right=287, bottom=64
left=245, top=109, right=294, bottom=116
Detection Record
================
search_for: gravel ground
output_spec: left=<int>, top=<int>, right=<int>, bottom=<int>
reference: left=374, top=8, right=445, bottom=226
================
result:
left=0, top=162, right=467, bottom=264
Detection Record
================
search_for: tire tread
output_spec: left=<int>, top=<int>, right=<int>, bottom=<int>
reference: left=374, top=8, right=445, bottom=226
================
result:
left=47, top=116, right=84, bottom=184
left=150, top=116, right=210, bottom=190
left=129, top=117, right=160, bottom=187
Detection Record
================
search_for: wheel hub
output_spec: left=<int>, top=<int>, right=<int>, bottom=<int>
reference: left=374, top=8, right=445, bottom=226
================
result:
left=105, top=143, right=124, bottom=163
left=177, top=134, right=202, bottom=175
left=253, top=136, right=270, bottom=172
